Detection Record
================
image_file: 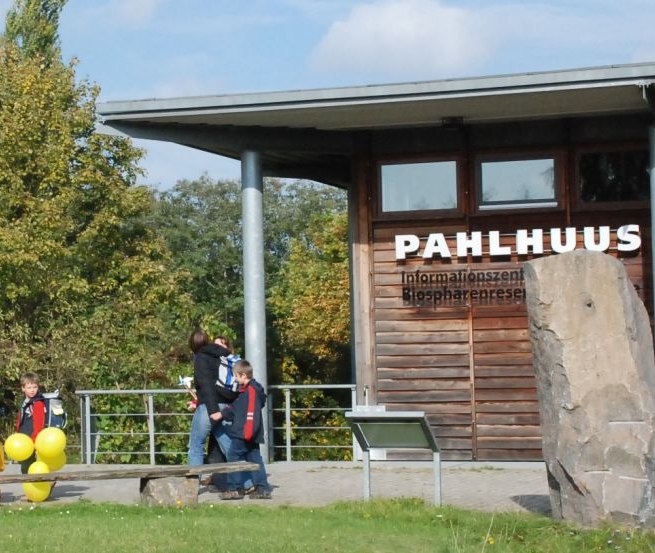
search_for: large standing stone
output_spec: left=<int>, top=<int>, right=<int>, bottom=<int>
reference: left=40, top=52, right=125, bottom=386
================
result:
left=524, top=250, right=655, bottom=527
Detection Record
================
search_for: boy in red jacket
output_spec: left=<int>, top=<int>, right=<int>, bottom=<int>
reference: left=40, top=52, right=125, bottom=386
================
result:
left=211, top=360, right=272, bottom=500
left=15, top=372, right=46, bottom=473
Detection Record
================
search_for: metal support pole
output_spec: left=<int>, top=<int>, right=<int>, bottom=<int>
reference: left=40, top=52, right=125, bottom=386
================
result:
left=241, top=149, right=269, bottom=462
left=147, top=394, right=156, bottom=465
left=84, top=394, right=92, bottom=465
left=284, top=387, right=292, bottom=462
left=649, top=125, right=655, bottom=320
left=433, top=451, right=442, bottom=506
left=363, top=449, right=371, bottom=500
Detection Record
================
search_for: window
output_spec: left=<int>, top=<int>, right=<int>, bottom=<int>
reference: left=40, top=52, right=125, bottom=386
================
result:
left=578, top=149, right=649, bottom=204
left=478, top=157, right=556, bottom=210
left=380, top=160, right=458, bottom=213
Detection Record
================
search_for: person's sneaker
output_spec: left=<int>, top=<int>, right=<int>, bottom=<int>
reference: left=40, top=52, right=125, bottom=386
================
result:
left=220, top=490, right=243, bottom=500
left=249, top=487, right=272, bottom=500
left=242, top=485, right=256, bottom=496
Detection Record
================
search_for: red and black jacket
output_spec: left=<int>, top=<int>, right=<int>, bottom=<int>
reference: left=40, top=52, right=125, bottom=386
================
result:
left=220, top=379, right=266, bottom=444
left=16, top=395, right=46, bottom=441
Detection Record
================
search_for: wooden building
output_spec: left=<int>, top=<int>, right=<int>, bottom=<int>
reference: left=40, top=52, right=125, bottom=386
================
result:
left=99, top=62, right=655, bottom=461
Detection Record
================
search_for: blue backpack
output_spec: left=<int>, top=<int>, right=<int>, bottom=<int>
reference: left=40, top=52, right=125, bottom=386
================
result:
left=42, top=390, right=67, bottom=429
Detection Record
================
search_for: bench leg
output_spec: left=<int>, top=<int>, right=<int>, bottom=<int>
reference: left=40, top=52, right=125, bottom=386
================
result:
left=140, top=476, right=199, bottom=506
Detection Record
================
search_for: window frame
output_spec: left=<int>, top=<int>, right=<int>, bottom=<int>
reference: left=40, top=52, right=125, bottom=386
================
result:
left=573, top=142, right=650, bottom=212
left=375, top=155, right=465, bottom=220
left=473, top=151, right=564, bottom=214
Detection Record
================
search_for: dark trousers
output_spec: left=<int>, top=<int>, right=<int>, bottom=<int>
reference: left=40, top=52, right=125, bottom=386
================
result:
left=206, top=435, right=228, bottom=489
left=225, top=438, right=270, bottom=492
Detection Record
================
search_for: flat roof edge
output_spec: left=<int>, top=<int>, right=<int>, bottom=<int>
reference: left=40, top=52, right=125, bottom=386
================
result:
left=98, top=61, right=655, bottom=118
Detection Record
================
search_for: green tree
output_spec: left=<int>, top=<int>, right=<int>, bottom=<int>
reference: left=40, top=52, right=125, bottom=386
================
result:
left=269, top=210, right=351, bottom=460
left=153, top=175, right=347, bottom=353
left=269, top=210, right=350, bottom=384
left=153, top=176, right=244, bottom=333
left=5, top=0, right=64, bottom=62
left=0, top=0, right=191, bottom=440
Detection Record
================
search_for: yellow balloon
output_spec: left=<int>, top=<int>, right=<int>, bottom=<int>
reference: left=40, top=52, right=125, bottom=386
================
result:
left=4, top=433, right=35, bottom=462
left=34, top=427, right=66, bottom=458
left=28, top=460, right=51, bottom=474
left=23, top=482, right=52, bottom=502
left=38, top=450, right=66, bottom=472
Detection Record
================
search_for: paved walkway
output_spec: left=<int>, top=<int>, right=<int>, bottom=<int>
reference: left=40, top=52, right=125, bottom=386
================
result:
left=0, top=461, right=551, bottom=514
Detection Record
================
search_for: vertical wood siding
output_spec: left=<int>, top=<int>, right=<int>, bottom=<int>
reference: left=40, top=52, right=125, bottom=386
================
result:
left=371, top=220, right=649, bottom=460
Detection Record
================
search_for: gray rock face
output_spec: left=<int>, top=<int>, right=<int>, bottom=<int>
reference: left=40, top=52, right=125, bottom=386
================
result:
left=524, top=250, right=655, bottom=527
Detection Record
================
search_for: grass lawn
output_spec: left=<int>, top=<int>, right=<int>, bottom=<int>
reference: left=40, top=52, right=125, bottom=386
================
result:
left=1, top=498, right=654, bottom=553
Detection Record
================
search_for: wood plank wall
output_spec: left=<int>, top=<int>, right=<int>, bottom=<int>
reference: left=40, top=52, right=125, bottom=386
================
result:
left=371, top=219, right=650, bottom=460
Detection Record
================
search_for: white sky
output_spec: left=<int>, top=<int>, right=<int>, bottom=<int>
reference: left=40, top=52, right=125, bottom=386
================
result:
left=2, top=0, right=655, bottom=189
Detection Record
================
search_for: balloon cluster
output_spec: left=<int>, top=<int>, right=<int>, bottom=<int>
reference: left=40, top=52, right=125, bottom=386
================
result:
left=4, top=428, right=67, bottom=502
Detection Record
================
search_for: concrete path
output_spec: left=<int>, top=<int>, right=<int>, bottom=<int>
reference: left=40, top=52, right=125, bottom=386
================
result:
left=0, top=461, right=550, bottom=515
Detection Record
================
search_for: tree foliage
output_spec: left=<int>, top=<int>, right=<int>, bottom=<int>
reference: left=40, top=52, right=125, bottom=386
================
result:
left=153, top=175, right=348, bottom=364
left=152, top=176, right=244, bottom=333
left=0, top=0, right=191, bottom=437
left=266, top=210, right=351, bottom=460
left=269, top=211, right=350, bottom=383
left=0, top=1, right=352, bottom=462
left=154, top=178, right=351, bottom=461
left=5, top=0, right=64, bottom=62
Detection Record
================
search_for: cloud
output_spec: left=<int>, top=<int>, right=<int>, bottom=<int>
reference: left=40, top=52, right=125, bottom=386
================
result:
left=309, top=0, right=655, bottom=83
left=110, top=0, right=161, bottom=25
left=310, top=0, right=495, bottom=81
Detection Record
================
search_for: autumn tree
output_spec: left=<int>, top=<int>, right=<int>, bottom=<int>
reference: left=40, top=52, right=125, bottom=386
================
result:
left=268, top=210, right=351, bottom=459
left=153, top=175, right=347, bottom=353
left=269, top=210, right=350, bottom=384
left=154, top=177, right=350, bottom=460
left=5, top=0, right=64, bottom=62
left=0, top=0, right=191, bottom=432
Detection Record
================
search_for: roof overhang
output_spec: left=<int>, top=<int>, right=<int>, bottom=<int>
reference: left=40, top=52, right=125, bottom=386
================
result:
left=97, top=62, right=655, bottom=186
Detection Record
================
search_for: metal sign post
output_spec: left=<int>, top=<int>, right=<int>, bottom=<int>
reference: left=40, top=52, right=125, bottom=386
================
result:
left=346, top=409, right=441, bottom=505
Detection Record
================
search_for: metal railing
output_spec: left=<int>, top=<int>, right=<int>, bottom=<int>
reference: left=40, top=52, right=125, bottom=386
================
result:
left=76, top=389, right=192, bottom=465
left=268, top=384, right=358, bottom=462
left=75, top=384, right=360, bottom=464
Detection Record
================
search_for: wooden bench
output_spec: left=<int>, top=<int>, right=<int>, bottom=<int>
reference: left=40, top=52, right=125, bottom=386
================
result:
left=0, top=462, right=258, bottom=506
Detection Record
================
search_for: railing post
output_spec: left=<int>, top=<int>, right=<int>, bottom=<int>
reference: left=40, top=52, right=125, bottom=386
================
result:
left=84, top=394, right=92, bottom=465
left=268, top=393, right=275, bottom=462
left=351, top=385, right=358, bottom=460
left=284, top=387, right=292, bottom=462
left=147, top=393, right=156, bottom=465
left=79, top=395, right=84, bottom=463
